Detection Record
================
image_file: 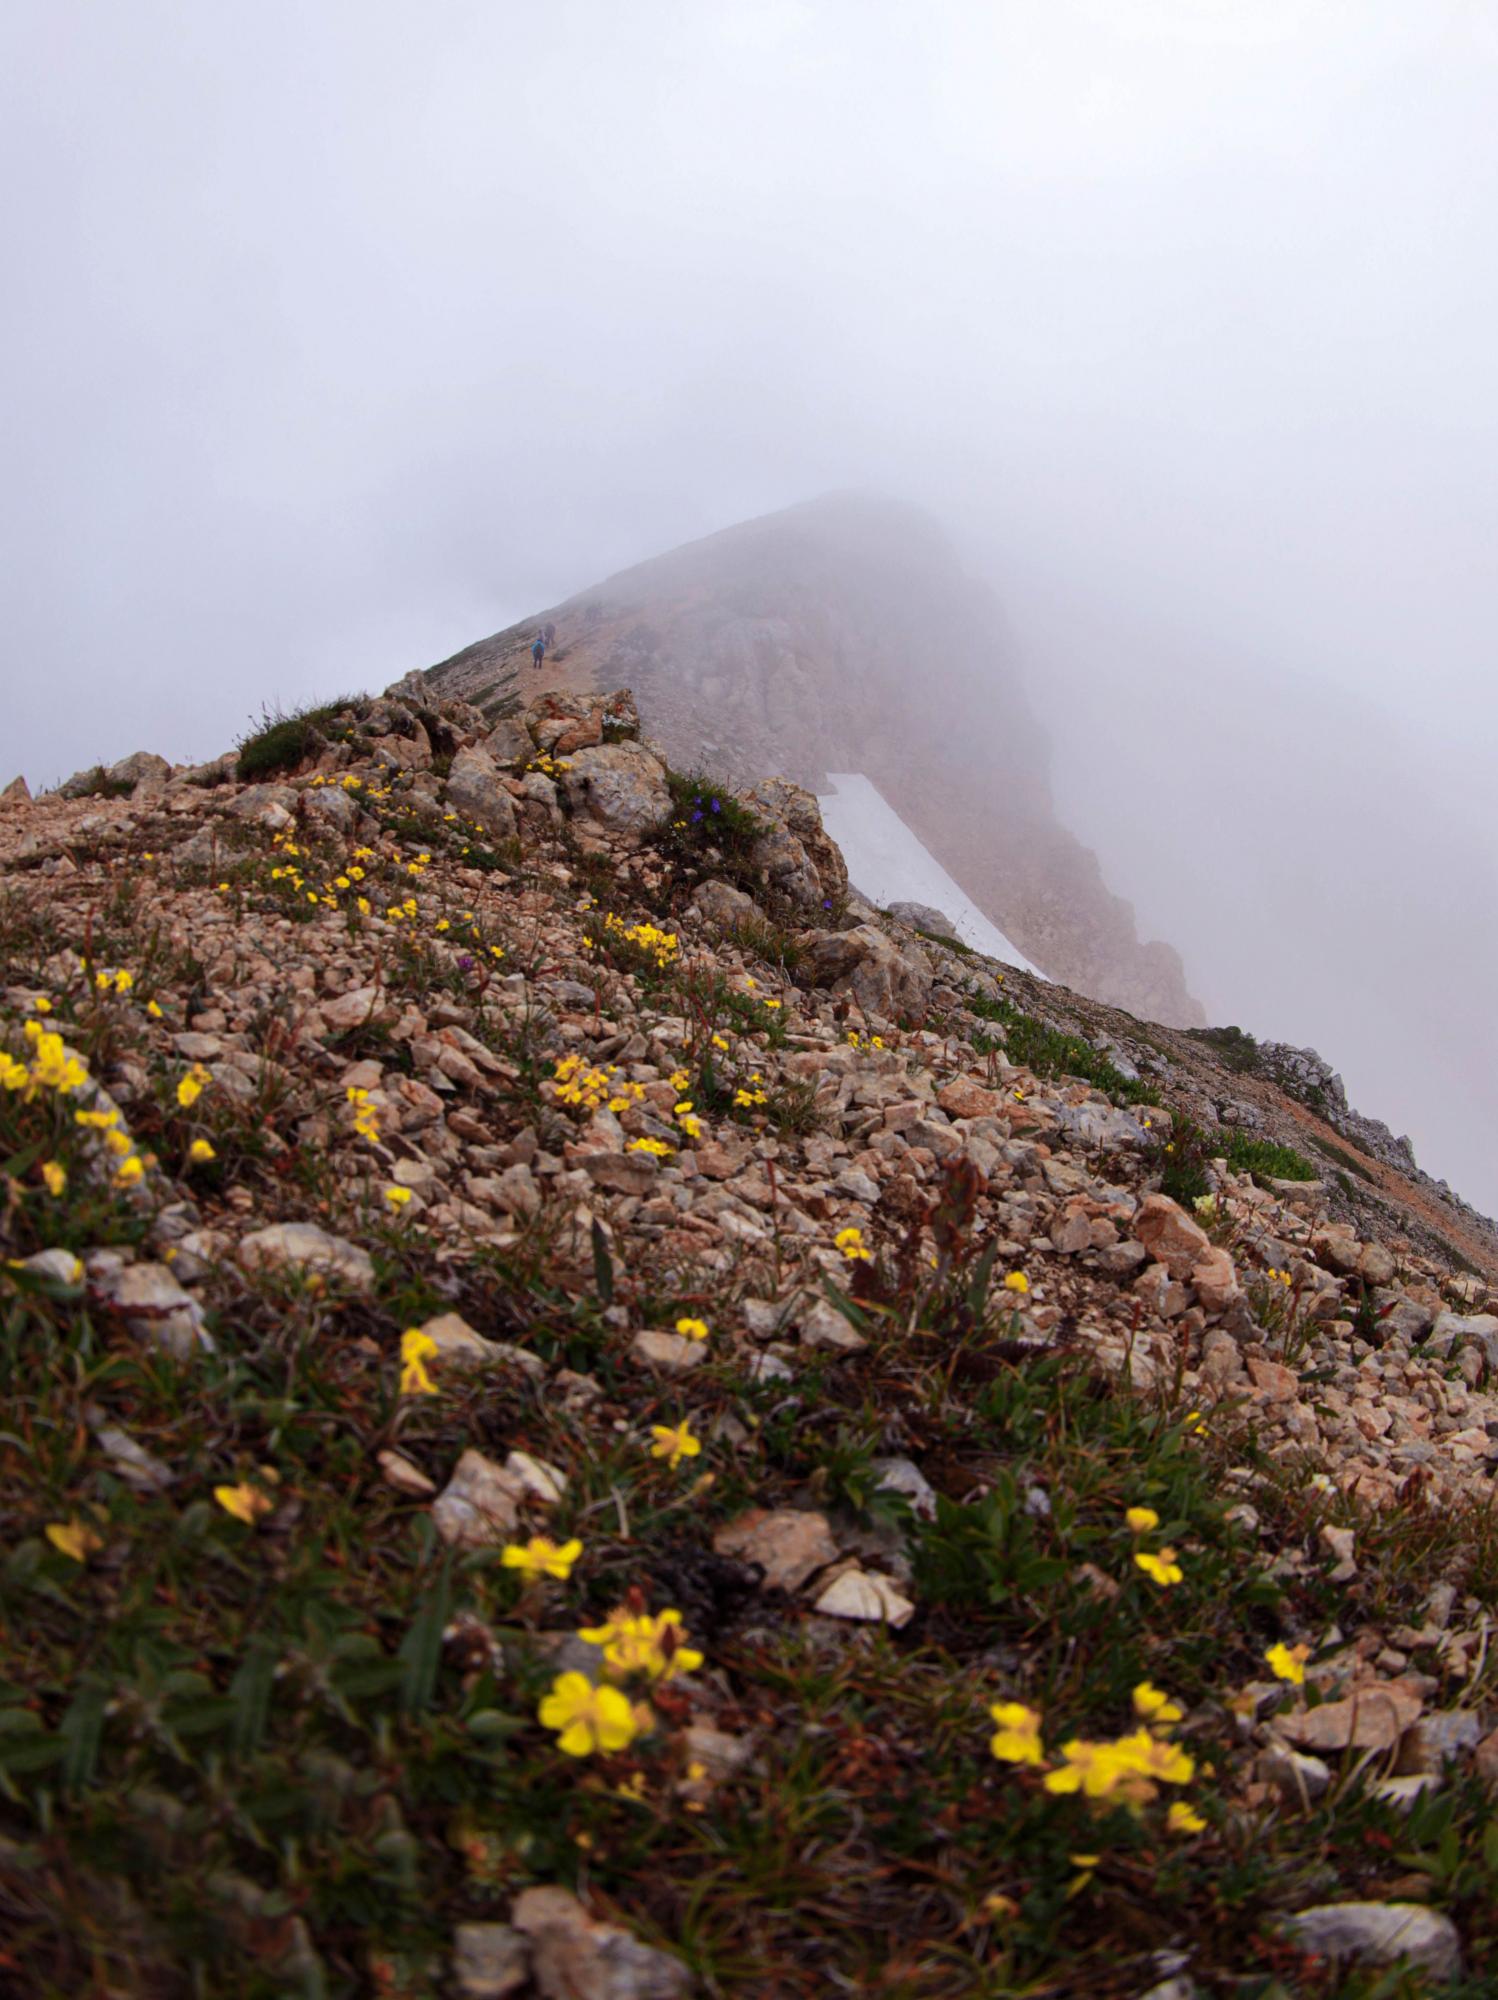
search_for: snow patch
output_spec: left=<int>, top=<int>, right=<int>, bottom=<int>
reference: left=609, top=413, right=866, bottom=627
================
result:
left=818, top=773, right=1043, bottom=976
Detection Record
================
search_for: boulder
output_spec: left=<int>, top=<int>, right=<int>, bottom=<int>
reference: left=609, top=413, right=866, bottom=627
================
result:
left=887, top=901, right=958, bottom=939
left=1, top=774, right=31, bottom=805
left=560, top=742, right=671, bottom=834
left=228, top=783, right=298, bottom=828
left=108, top=751, right=172, bottom=793
left=801, top=925, right=932, bottom=1023
left=482, top=716, right=536, bottom=769
left=1424, top=1312, right=1498, bottom=1369
left=687, top=880, right=765, bottom=932
left=445, top=746, right=519, bottom=840
left=738, top=778, right=848, bottom=909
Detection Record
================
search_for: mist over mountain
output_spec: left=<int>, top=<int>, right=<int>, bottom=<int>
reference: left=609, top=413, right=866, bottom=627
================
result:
left=422, top=495, right=1204, bottom=1030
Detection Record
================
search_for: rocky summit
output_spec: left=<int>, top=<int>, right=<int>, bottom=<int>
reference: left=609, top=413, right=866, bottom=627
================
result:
left=2, top=678, right=1498, bottom=1999
left=415, top=495, right=1205, bottom=1028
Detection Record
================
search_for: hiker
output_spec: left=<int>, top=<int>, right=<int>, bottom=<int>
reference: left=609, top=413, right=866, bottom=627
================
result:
left=543, top=621, right=556, bottom=647
left=531, top=631, right=545, bottom=669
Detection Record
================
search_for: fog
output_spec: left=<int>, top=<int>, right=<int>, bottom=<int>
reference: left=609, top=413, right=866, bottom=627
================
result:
left=3, top=1, right=1495, bottom=1210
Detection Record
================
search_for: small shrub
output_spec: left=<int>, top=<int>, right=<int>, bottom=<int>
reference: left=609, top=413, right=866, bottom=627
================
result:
left=656, top=771, right=763, bottom=891
left=235, top=695, right=366, bottom=781
left=1221, top=1131, right=1318, bottom=1182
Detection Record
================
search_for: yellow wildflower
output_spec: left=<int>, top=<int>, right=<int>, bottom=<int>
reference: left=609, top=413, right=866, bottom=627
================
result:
left=1043, top=1740, right=1127, bottom=1799
left=188, top=1139, right=217, bottom=1164
left=1111, top=1729, right=1194, bottom=1786
left=650, top=1420, right=702, bottom=1469
left=1265, top=1641, right=1310, bottom=1686
left=215, top=1484, right=273, bottom=1526
left=835, top=1226, right=873, bottom=1262
left=1167, top=1801, right=1207, bottom=1836
left=537, top=1672, right=639, bottom=1757
left=114, top=1155, right=145, bottom=1187
left=30, top=995, right=52, bottom=1014
left=579, top=1607, right=702, bottom=1683
left=41, top=1162, right=67, bottom=1197
left=45, top=1519, right=103, bottom=1563
left=384, top=1185, right=413, bottom=1208
left=675, top=1317, right=709, bottom=1342
left=176, top=1072, right=205, bottom=1108
left=1125, top=1506, right=1160, bottom=1534
left=628, top=1137, right=673, bottom=1157
left=1132, top=1682, right=1184, bottom=1726
left=399, top=1328, right=438, bottom=1396
left=1003, top=1271, right=1029, bottom=1294
left=988, top=1701, right=1046, bottom=1767
left=501, top=1536, right=583, bottom=1581
left=1134, top=1547, right=1184, bottom=1587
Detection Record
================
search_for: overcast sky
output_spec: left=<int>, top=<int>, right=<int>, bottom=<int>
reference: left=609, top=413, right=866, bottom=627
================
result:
left=3, top=1, right=1495, bottom=1208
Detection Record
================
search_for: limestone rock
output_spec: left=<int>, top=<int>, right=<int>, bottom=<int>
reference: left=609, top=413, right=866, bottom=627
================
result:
left=317, top=986, right=392, bottom=1033
left=813, top=1567, right=916, bottom=1628
left=713, top=1508, right=838, bottom=1593
left=799, top=1297, right=868, bottom=1353
left=452, top=1922, right=529, bottom=1999
left=431, top=1449, right=526, bottom=1548
left=560, top=742, right=671, bottom=834
left=445, top=746, right=519, bottom=841
left=687, top=880, right=765, bottom=932
left=887, top=901, right=957, bottom=939
left=872, top=1456, right=939, bottom=1521
left=108, top=750, right=172, bottom=793
left=1280, top=1903, right=1460, bottom=1980
left=628, top=1329, right=707, bottom=1374
left=937, top=1075, right=1003, bottom=1120
left=801, top=924, right=931, bottom=1023
left=378, top=1449, right=437, bottom=1497
left=418, top=1312, right=546, bottom=1380
left=1133, top=1193, right=1213, bottom=1281
left=511, top=1884, right=693, bottom=2000
left=237, top=1223, right=375, bottom=1295
left=581, top=1151, right=659, bottom=1196
left=1279, top=1679, right=1424, bottom=1753
left=1190, top=1244, right=1241, bottom=1314
left=482, top=716, right=536, bottom=768
left=739, top=777, right=848, bottom=909
left=228, top=783, right=298, bottom=828
left=101, top=1260, right=214, bottom=1358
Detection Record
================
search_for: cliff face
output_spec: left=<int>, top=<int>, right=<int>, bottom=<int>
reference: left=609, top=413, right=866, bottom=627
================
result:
left=423, top=494, right=1205, bottom=1025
